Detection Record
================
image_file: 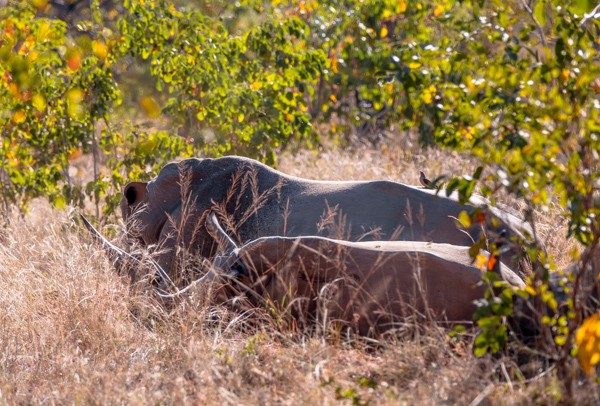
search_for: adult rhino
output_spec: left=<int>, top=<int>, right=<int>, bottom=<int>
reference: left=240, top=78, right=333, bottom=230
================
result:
left=121, top=156, right=533, bottom=283
left=162, top=214, right=526, bottom=337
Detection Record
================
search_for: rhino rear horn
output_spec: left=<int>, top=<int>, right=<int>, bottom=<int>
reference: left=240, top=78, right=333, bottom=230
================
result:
left=205, top=212, right=248, bottom=277
left=205, top=212, right=239, bottom=254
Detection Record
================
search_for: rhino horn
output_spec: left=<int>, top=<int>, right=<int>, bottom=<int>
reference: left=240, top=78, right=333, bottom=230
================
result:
left=79, top=214, right=127, bottom=263
left=205, top=212, right=249, bottom=278
left=79, top=213, right=176, bottom=293
left=205, top=212, right=239, bottom=254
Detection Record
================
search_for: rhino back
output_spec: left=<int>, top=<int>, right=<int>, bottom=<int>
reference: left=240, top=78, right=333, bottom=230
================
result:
left=235, top=236, right=489, bottom=330
left=129, top=156, right=530, bottom=276
left=275, top=180, right=484, bottom=245
left=144, top=156, right=524, bottom=248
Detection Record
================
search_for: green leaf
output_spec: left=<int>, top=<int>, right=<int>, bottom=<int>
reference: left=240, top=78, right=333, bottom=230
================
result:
left=474, top=345, right=489, bottom=357
left=534, top=1, right=546, bottom=27
left=458, top=210, right=472, bottom=228
left=53, top=195, right=66, bottom=210
left=554, top=335, right=567, bottom=346
left=571, top=0, right=595, bottom=15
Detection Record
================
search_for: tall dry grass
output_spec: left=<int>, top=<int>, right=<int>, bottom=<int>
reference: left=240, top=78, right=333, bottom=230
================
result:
left=0, top=144, right=595, bottom=404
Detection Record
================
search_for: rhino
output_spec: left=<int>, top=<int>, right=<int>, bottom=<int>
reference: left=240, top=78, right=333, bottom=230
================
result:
left=156, top=213, right=527, bottom=336
left=80, top=211, right=529, bottom=336
left=120, top=156, right=534, bottom=284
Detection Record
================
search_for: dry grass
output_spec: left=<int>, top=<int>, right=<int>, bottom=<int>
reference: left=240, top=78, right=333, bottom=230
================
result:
left=0, top=144, right=595, bottom=404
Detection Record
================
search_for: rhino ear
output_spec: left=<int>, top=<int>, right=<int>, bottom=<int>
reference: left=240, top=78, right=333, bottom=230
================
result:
left=121, top=181, right=148, bottom=220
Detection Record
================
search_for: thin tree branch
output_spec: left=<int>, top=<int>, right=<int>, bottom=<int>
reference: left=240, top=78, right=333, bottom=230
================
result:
left=580, top=3, right=600, bottom=27
left=520, top=0, right=548, bottom=47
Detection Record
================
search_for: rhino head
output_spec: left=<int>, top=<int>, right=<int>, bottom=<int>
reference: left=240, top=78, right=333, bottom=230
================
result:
left=79, top=214, right=175, bottom=293
left=80, top=211, right=246, bottom=302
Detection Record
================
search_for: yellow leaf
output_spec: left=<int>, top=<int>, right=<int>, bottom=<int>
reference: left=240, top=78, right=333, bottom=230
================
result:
left=139, top=96, right=161, bottom=118
left=18, top=36, right=35, bottom=55
left=408, top=62, right=421, bottom=69
left=37, top=22, right=52, bottom=42
left=380, top=26, right=389, bottom=38
left=92, top=40, right=108, bottom=59
left=32, top=94, right=46, bottom=112
left=67, top=88, right=85, bottom=119
left=398, top=1, right=407, bottom=13
left=421, top=91, right=433, bottom=104
left=238, top=113, right=244, bottom=123
left=67, top=88, right=84, bottom=103
left=32, top=0, right=48, bottom=9
left=17, top=36, right=30, bottom=55
left=250, top=80, right=262, bottom=91
left=298, top=0, right=317, bottom=13
left=555, top=335, right=567, bottom=346
left=576, top=313, right=600, bottom=375
left=475, top=254, right=487, bottom=269
left=433, top=4, right=444, bottom=17
left=458, top=210, right=471, bottom=227
left=525, top=285, right=537, bottom=296
left=27, top=50, right=39, bottom=62
left=12, top=110, right=26, bottom=124
left=53, top=194, right=66, bottom=210
left=420, top=85, right=437, bottom=105
left=4, top=21, right=14, bottom=40
left=197, top=107, right=206, bottom=121
left=329, top=54, right=339, bottom=73
left=7, top=83, right=19, bottom=97
left=462, top=127, right=474, bottom=140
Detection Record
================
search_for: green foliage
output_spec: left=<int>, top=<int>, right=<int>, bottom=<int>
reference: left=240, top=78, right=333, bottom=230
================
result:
left=473, top=271, right=514, bottom=357
left=414, top=2, right=600, bottom=389
left=412, top=0, right=600, bottom=246
left=99, top=128, right=194, bottom=214
left=266, top=0, right=437, bottom=142
left=117, top=0, right=326, bottom=164
left=0, top=3, right=118, bottom=211
left=0, top=1, right=194, bottom=216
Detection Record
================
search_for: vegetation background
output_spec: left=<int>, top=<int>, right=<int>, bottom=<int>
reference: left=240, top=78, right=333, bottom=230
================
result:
left=1, top=0, right=600, bottom=403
